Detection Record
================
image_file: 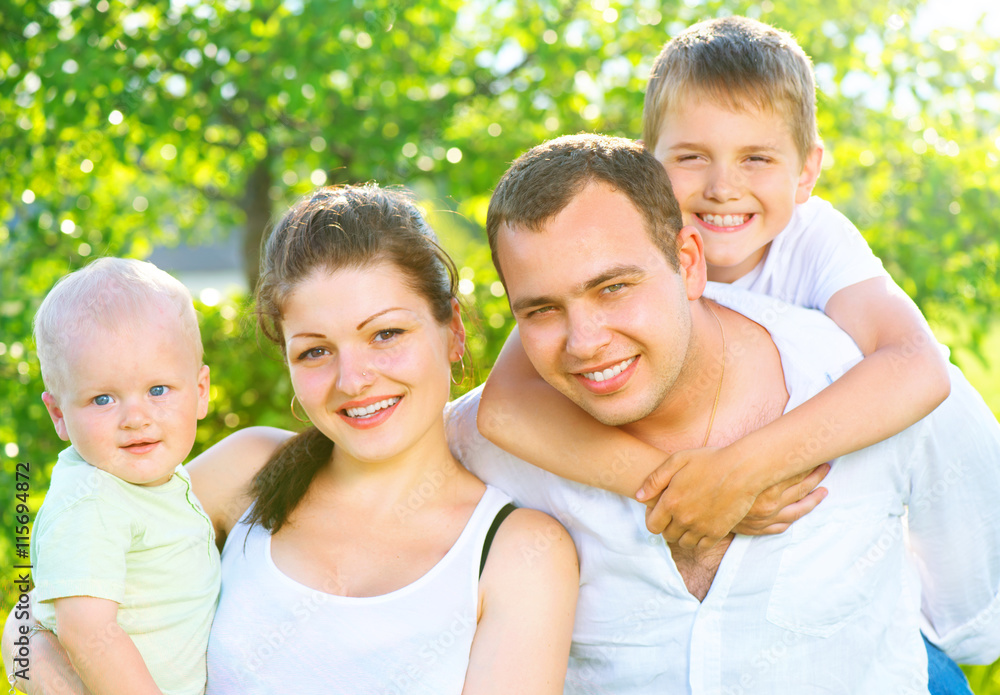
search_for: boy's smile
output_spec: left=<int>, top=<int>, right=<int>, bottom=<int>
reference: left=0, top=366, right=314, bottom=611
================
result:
left=652, top=96, right=822, bottom=283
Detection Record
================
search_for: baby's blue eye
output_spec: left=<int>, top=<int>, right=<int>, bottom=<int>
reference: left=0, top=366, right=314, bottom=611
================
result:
left=94, top=394, right=112, bottom=406
left=149, top=385, right=168, bottom=397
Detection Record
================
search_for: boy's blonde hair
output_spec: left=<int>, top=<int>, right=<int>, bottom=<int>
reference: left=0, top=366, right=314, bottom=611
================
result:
left=643, top=16, right=819, bottom=163
left=33, top=257, right=203, bottom=394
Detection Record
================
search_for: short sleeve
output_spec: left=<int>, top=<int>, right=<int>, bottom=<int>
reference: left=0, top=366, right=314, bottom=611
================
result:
left=738, top=198, right=888, bottom=311
left=34, top=497, right=132, bottom=604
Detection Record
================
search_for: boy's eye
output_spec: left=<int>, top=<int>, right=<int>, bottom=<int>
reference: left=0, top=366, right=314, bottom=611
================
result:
left=93, top=394, right=113, bottom=406
left=149, top=385, right=169, bottom=397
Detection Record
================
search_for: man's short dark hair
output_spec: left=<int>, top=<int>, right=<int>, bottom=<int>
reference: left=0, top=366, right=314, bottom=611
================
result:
left=486, top=133, right=684, bottom=286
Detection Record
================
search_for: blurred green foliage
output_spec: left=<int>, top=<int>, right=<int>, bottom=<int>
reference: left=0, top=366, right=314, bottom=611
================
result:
left=2, top=0, right=999, bottom=689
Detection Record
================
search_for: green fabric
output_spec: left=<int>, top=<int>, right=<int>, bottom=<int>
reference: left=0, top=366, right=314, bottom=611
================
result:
left=32, top=446, right=221, bottom=695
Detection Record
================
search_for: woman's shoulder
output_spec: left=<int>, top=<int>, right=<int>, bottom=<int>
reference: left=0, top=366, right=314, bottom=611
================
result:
left=481, top=502, right=578, bottom=587
left=187, top=426, right=297, bottom=536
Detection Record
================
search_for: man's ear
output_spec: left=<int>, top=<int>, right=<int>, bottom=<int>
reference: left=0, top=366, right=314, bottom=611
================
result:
left=195, top=365, right=211, bottom=420
left=796, top=145, right=824, bottom=204
left=675, top=225, right=707, bottom=300
left=42, top=392, right=70, bottom=441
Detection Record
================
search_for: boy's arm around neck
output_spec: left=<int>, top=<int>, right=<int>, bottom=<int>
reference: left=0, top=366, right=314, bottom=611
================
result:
left=640, top=274, right=951, bottom=547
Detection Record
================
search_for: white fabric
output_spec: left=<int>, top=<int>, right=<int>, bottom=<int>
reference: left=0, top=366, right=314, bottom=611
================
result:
left=446, top=285, right=1000, bottom=694
left=205, top=485, right=512, bottom=695
left=730, top=196, right=888, bottom=311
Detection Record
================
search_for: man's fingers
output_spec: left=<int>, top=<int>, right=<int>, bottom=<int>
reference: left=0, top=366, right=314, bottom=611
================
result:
left=636, top=463, right=674, bottom=502
left=646, top=504, right=672, bottom=535
left=769, top=487, right=828, bottom=527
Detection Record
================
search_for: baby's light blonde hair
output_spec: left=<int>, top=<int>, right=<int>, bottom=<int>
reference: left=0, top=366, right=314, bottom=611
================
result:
left=33, top=257, right=203, bottom=394
left=643, top=16, right=820, bottom=164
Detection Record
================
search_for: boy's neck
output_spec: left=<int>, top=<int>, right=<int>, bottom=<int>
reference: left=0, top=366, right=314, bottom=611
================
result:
left=706, top=242, right=771, bottom=284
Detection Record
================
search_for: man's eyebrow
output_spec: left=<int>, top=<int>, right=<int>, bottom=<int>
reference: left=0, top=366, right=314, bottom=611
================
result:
left=581, top=264, right=645, bottom=292
left=510, top=264, right=645, bottom=315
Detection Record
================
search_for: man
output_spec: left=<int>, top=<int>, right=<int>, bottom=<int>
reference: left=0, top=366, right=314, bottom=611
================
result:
left=446, top=134, right=1000, bottom=693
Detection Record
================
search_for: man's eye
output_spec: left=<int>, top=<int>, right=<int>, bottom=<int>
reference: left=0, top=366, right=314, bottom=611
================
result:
left=527, top=306, right=554, bottom=318
left=94, top=394, right=113, bottom=406
left=149, top=385, right=169, bottom=397
left=602, top=283, right=626, bottom=294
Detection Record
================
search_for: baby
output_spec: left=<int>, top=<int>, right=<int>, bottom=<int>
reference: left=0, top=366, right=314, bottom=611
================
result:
left=30, top=257, right=220, bottom=695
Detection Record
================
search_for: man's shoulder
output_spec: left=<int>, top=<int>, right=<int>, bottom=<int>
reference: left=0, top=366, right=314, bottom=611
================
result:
left=704, top=284, right=863, bottom=405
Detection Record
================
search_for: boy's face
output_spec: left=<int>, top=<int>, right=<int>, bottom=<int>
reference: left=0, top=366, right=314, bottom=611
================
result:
left=42, top=305, right=210, bottom=486
left=652, top=96, right=822, bottom=283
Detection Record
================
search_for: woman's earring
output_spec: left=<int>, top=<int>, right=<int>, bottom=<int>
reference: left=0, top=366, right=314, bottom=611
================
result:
left=290, top=394, right=310, bottom=423
left=451, top=353, right=468, bottom=386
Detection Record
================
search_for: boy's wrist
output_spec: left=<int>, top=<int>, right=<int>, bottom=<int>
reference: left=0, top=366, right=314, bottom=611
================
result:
left=720, top=440, right=774, bottom=496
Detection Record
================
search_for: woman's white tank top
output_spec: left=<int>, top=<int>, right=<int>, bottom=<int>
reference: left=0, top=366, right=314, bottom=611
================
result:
left=206, top=485, right=513, bottom=694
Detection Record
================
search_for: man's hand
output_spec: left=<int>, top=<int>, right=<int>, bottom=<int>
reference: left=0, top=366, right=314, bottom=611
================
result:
left=732, top=464, right=830, bottom=536
left=635, top=447, right=830, bottom=549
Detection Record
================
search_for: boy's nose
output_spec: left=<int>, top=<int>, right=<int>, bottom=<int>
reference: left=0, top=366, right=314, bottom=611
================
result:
left=120, top=400, right=152, bottom=429
left=704, top=164, right=743, bottom=202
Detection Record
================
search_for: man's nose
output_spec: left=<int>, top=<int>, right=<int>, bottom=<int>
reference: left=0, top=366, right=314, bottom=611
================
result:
left=564, top=306, right=613, bottom=361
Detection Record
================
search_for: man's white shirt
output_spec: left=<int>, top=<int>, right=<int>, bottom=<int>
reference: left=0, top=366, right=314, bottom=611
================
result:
left=446, top=285, right=1000, bottom=694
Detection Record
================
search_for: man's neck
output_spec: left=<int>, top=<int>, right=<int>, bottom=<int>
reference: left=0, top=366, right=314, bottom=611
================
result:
left=620, top=299, right=789, bottom=453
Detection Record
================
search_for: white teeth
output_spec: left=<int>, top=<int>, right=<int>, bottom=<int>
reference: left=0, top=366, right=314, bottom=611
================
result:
left=703, top=213, right=749, bottom=228
left=345, top=397, right=401, bottom=418
left=582, top=357, right=635, bottom=382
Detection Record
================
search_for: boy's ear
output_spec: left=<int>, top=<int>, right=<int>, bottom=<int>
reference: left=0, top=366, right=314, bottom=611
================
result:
left=41, top=392, right=70, bottom=441
left=196, top=365, right=211, bottom=420
left=796, top=145, right=824, bottom=204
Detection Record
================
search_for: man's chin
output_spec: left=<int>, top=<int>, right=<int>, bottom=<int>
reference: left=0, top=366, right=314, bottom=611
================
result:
left=574, top=397, right=651, bottom=428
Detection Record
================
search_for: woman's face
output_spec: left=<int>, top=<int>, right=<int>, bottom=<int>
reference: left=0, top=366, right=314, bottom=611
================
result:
left=281, top=262, right=464, bottom=466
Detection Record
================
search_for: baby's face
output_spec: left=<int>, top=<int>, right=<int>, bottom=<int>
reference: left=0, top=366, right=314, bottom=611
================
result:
left=42, top=310, right=210, bottom=486
left=651, top=95, right=822, bottom=283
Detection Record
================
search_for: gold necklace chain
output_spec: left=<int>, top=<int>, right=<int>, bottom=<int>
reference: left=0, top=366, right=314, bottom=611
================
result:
left=703, top=302, right=726, bottom=448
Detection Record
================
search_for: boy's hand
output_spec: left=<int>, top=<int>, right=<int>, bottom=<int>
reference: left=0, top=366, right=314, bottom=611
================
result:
left=635, top=447, right=829, bottom=549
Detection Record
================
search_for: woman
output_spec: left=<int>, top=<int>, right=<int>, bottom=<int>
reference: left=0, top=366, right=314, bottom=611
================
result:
left=8, top=185, right=578, bottom=694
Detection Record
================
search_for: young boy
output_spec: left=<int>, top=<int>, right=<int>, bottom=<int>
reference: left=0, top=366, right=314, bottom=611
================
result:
left=30, top=257, right=220, bottom=695
left=478, top=14, right=982, bottom=687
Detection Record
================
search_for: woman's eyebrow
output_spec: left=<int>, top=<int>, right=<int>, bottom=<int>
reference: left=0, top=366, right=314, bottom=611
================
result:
left=356, top=307, right=408, bottom=330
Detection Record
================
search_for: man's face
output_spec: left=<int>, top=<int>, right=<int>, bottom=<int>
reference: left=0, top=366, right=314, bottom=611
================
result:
left=498, top=181, right=702, bottom=426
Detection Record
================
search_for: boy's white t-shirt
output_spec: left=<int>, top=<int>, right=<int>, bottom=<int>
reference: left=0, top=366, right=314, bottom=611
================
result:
left=730, top=196, right=889, bottom=311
